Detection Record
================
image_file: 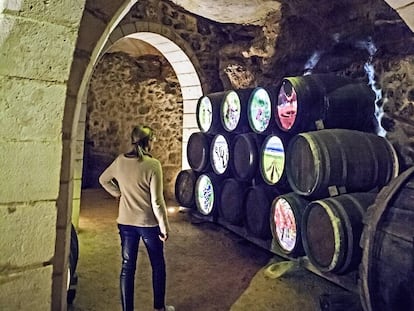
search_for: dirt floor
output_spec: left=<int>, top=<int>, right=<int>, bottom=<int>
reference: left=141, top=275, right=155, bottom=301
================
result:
left=68, top=189, right=356, bottom=311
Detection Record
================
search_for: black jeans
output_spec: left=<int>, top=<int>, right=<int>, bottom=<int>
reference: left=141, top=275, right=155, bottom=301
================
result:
left=118, top=224, right=166, bottom=311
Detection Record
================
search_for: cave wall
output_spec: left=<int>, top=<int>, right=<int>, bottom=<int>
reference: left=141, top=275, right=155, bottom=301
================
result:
left=85, top=52, right=183, bottom=200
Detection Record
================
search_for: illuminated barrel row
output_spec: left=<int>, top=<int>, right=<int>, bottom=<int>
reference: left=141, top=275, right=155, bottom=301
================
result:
left=270, top=192, right=377, bottom=274
left=193, top=174, right=280, bottom=239
left=186, top=131, right=289, bottom=187
left=197, top=75, right=377, bottom=137
left=187, top=128, right=399, bottom=199
left=197, top=87, right=276, bottom=136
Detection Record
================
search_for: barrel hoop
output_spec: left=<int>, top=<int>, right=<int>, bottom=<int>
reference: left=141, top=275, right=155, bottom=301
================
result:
left=383, top=138, right=400, bottom=181
left=330, top=131, right=348, bottom=191
left=329, top=196, right=355, bottom=274
left=364, top=133, right=380, bottom=185
left=311, top=200, right=344, bottom=271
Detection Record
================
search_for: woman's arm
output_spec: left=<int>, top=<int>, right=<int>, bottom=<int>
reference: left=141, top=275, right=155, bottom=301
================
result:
left=99, top=159, right=121, bottom=198
left=150, top=160, right=170, bottom=237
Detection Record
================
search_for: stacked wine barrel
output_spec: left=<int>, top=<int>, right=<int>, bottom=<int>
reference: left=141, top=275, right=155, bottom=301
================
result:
left=270, top=74, right=400, bottom=281
left=175, top=73, right=401, bottom=292
left=175, top=86, right=290, bottom=238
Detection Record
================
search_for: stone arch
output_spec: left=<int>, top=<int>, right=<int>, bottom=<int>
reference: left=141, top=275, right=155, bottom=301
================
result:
left=100, top=21, right=207, bottom=170
left=57, top=13, right=208, bottom=307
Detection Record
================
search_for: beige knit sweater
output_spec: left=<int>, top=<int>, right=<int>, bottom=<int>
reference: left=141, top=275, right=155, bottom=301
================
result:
left=99, top=154, right=170, bottom=235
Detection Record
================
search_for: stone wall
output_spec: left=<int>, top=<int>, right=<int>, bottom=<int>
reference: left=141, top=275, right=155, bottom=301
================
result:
left=84, top=52, right=183, bottom=200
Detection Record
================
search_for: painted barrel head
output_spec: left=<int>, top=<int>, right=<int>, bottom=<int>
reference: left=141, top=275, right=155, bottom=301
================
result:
left=211, top=134, right=229, bottom=175
left=248, top=87, right=272, bottom=133
left=195, top=174, right=215, bottom=216
left=197, top=96, right=213, bottom=133
left=277, top=80, right=298, bottom=131
left=221, top=90, right=241, bottom=132
left=273, top=197, right=297, bottom=252
left=261, top=135, right=285, bottom=185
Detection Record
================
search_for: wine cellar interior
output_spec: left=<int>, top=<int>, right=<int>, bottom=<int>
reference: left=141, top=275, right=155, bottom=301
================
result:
left=1, top=0, right=414, bottom=310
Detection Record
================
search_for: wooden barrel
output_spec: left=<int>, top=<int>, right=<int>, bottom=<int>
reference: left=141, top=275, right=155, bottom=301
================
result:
left=231, top=133, right=265, bottom=182
left=196, top=92, right=225, bottom=135
left=271, top=193, right=309, bottom=257
left=194, top=172, right=222, bottom=217
left=302, top=192, right=377, bottom=274
left=259, top=134, right=290, bottom=189
left=275, top=74, right=357, bottom=134
left=245, top=184, right=280, bottom=240
left=360, top=167, right=414, bottom=311
left=174, top=169, right=199, bottom=208
left=323, top=83, right=375, bottom=133
left=220, top=89, right=251, bottom=134
left=286, top=129, right=399, bottom=198
left=187, top=132, right=212, bottom=172
left=247, top=87, right=276, bottom=135
left=210, top=133, right=233, bottom=177
left=219, top=178, right=250, bottom=226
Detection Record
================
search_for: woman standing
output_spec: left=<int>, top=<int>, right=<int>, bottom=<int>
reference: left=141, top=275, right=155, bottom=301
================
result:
left=99, top=125, right=174, bottom=311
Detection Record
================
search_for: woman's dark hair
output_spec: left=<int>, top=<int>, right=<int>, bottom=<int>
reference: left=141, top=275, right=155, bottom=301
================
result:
left=131, top=125, right=154, bottom=160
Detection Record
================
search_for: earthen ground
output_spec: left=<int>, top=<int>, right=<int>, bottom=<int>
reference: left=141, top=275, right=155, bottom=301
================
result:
left=68, top=189, right=352, bottom=311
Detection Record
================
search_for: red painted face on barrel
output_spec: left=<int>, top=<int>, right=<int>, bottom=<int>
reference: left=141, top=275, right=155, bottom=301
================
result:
left=277, top=82, right=298, bottom=130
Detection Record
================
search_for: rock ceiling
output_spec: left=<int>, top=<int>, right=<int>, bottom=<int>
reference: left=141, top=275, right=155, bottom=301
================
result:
left=171, top=0, right=281, bottom=25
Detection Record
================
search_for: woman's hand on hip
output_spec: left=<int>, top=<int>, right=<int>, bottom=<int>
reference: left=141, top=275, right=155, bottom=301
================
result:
left=159, top=233, right=168, bottom=242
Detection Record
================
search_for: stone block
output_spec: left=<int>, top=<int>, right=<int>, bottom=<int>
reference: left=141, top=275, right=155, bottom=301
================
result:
left=0, top=15, right=76, bottom=81
left=73, top=178, right=82, bottom=200
left=75, top=139, right=85, bottom=160
left=120, top=23, right=137, bottom=36
left=1, top=0, right=84, bottom=28
left=66, top=54, right=90, bottom=98
left=183, top=98, right=198, bottom=114
left=0, top=201, right=56, bottom=267
left=183, top=112, right=198, bottom=128
left=55, top=180, right=73, bottom=229
left=73, top=159, right=84, bottom=180
left=109, top=26, right=124, bottom=44
left=177, top=72, right=202, bottom=88
left=71, top=198, right=81, bottom=228
left=135, top=21, right=149, bottom=32
left=0, top=141, right=61, bottom=203
left=76, top=10, right=106, bottom=54
left=181, top=85, right=203, bottom=100
left=76, top=121, right=86, bottom=141
left=0, top=77, right=65, bottom=142
left=0, top=265, right=53, bottom=310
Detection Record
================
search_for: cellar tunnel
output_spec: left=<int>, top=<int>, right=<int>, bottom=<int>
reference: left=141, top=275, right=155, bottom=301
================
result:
left=0, top=0, right=413, bottom=310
